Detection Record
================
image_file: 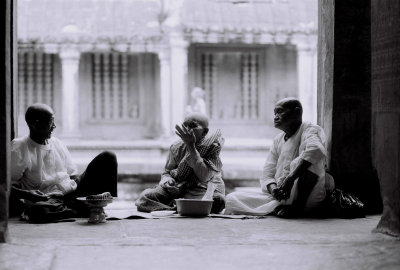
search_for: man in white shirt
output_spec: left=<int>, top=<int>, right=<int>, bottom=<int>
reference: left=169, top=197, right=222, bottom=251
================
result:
left=10, top=103, right=118, bottom=222
left=225, top=98, right=333, bottom=218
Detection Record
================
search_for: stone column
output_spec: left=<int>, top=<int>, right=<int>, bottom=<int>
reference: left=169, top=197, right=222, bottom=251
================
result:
left=158, top=50, right=172, bottom=136
left=318, top=0, right=381, bottom=213
left=59, top=49, right=80, bottom=138
left=169, top=33, right=188, bottom=127
left=295, top=39, right=318, bottom=123
left=371, top=0, right=400, bottom=237
left=0, top=0, right=16, bottom=243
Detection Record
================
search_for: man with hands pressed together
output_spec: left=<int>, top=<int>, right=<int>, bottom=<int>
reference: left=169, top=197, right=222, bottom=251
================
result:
left=225, top=97, right=331, bottom=218
left=135, top=112, right=226, bottom=214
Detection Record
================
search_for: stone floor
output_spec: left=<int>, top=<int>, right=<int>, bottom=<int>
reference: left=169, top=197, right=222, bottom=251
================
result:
left=1, top=212, right=399, bottom=270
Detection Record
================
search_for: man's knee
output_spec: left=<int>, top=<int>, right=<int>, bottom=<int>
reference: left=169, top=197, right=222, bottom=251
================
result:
left=211, top=193, right=226, bottom=214
left=98, top=151, right=117, bottom=165
left=135, top=188, right=156, bottom=211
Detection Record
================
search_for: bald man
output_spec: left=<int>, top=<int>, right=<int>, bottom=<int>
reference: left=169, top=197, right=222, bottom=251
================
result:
left=225, top=98, right=333, bottom=218
left=135, top=112, right=226, bottom=214
left=10, top=103, right=118, bottom=223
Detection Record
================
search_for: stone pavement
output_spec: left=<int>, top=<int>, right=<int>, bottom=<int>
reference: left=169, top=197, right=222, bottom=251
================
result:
left=1, top=213, right=399, bottom=270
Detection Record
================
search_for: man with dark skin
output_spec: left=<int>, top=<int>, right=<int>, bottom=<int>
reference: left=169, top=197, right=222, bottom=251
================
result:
left=10, top=103, right=118, bottom=222
left=136, top=112, right=226, bottom=213
left=225, top=97, right=329, bottom=217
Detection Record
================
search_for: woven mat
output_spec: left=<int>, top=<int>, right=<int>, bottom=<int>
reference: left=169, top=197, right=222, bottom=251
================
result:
left=105, top=208, right=265, bottom=220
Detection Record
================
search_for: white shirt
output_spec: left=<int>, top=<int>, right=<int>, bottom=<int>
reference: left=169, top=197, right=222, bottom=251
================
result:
left=11, top=136, right=78, bottom=195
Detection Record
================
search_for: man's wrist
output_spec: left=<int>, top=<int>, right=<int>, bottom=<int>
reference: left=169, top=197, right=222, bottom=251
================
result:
left=267, top=183, right=277, bottom=193
left=186, top=143, right=196, bottom=152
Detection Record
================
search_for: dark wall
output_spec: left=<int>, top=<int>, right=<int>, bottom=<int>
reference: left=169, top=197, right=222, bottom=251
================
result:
left=319, top=0, right=382, bottom=213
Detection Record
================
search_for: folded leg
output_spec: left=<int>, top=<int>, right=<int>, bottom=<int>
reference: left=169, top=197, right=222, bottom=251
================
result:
left=74, top=151, right=118, bottom=197
left=135, top=185, right=180, bottom=212
left=276, top=170, right=319, bottom=218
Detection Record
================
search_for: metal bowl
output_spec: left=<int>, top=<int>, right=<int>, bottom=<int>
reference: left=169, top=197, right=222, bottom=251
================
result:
left=77, top=197, right=113, bottom=224
left=175, top=199, right=213, bottom=217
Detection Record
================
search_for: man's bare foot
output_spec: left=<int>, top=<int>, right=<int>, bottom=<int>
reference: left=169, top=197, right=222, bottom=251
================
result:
left=274, top=205, right=300, bottom=218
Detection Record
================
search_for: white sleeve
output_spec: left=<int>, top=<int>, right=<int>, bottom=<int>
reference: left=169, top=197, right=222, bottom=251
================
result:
left=299, top=126, right=327, bottom=164
left=56, top=138, right=78, bottom=176
left=259, top=140, right=279, bottom=193
left=11, top=140, right=28, bottom=185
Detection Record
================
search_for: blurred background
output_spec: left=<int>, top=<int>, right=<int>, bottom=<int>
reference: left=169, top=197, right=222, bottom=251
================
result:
left=17, top=0, right=317, bottom=200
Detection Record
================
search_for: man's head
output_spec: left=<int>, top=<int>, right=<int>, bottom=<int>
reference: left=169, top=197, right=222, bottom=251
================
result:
left=25, top=103, right=56, bottom=143
left=183, top=112, right=209, bottom=141
left=273, top=97, right=303, bottom=132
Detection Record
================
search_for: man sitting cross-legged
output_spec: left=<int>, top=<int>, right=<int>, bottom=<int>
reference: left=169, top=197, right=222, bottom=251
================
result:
left=10, top=103, right=118, bottom=223
left=225, top=97, right=333, bottom=218
left=135, top=112, right=226, bottom=214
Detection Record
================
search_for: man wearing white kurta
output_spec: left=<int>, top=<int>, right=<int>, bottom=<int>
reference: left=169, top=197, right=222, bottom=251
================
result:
left=225, top=98, right=332, bottom=217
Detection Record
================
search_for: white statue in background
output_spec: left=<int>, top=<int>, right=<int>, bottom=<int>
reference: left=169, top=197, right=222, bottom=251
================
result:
left=186, top=87, right=207, bottom=116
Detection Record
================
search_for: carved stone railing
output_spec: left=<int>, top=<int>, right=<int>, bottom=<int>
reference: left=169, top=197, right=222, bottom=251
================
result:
left=17, top=51, right=56, bottom=114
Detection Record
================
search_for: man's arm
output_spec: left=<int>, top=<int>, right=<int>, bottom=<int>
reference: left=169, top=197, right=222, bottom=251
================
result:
left=277, top=126, right=326, bottom=200
left=160, top=148, right=177, bottom=187
left=185, top=144, right=216, bottom=182
left=9, top=140, right=48, bottom=202
left=260, top=139, right=279, bottom=194
left=278, top=159, right=312, bottom=200
left=299, top=126, right=326, bottom=165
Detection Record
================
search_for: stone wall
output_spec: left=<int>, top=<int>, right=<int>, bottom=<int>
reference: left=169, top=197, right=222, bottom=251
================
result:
left=371, top=0, right=400, bottom=237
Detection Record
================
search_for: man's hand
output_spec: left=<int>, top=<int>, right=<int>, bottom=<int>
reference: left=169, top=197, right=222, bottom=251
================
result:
left=268, top=183, right=284, bottom=201
left=278, top=176, right=295, bottom=200
left=160, top=177, right=176, bottom=188
left=271, top=187, right=285, bottom=201
left=24, top=190, right=49, bottom=202
left=175, top=124, right=196, bottom=146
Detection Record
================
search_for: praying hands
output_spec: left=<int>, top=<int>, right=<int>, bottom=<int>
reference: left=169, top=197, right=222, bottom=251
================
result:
left=175, top=124, right=196, bottom=146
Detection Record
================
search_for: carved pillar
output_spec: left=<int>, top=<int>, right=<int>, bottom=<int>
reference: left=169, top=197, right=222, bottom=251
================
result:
left=371, top=0, right=400, bottom=237
left=169, top=33, right=188, bottom=127
left=59, top=49, right=80, bottom=138
left=295, top=39, right=317, bottom=123
left=158, top=50, right=172, bottom=136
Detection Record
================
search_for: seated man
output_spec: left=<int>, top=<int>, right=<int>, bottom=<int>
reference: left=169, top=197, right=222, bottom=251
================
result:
left=225, top=97, right=333, bottom=218
left=135, top=112, right=226, bottom=214
left=10, top=103, right=118, bottom=223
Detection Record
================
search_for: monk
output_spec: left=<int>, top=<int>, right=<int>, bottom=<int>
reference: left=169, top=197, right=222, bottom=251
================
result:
left=10, top=103, right=118, bottom=223
left=225, top=98, right=333, bottom=218
left=135, top=112, right=226, bottom=214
